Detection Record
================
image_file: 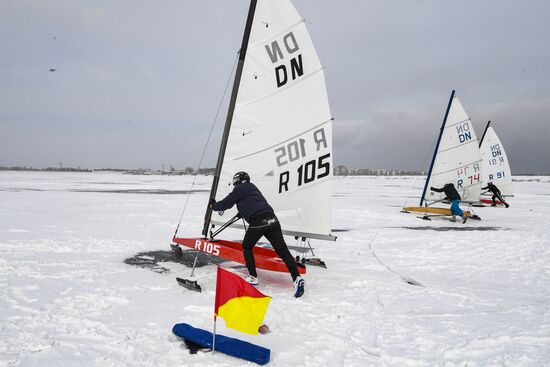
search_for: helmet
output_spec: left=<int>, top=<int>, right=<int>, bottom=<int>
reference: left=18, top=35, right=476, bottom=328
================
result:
left=488, top=181, right=493, bottom=185
left=232, top=171, right=250, bottom=186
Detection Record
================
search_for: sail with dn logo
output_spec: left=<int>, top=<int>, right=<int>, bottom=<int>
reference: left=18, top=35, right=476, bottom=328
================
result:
left=479, top=121, right=513, bottom=201
left=210, top=0, right=334, bottom=241
left=265, top=31, right=304, bottom=88
left=171, top=0, right=335, bottom=291
left=402, top=91, right=482, bottom=219
left=421, top=91, right=482, bottom=204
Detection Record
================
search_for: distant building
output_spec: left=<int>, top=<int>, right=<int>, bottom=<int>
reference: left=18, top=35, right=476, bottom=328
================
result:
left=198, top=167, right=216, bottom=175
left=331, top=166, right=425, bottom=176
left=334, top=165, right=348, bottom=176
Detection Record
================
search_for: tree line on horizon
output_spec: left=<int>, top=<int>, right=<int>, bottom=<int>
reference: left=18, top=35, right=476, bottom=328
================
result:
left=1, top=165, right=544, bottom=176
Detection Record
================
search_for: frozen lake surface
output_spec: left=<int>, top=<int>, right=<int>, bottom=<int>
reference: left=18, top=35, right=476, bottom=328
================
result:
left=1, top=171, right=549, bottom=366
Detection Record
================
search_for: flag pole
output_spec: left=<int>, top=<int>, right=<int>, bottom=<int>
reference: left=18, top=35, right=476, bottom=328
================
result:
left=212, top=317, right=217, bottom=353
left=212, top=265, right=220, bottom=353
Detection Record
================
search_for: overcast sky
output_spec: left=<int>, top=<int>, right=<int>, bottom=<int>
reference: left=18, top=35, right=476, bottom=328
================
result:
left=1, top=0, right=549, bottom=173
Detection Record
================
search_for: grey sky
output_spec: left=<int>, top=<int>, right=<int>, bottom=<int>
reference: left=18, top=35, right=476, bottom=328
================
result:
left=1, top=0, right=549, bottom=173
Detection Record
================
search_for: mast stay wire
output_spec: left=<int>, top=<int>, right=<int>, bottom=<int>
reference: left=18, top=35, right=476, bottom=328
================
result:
left=173, top=53, right=239, bottom=237
left=402, top=132, right=438, bottom=208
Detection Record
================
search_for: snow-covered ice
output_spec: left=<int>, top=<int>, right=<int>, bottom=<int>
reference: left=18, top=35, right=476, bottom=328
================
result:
left=1, top=171, right=549, bottom=366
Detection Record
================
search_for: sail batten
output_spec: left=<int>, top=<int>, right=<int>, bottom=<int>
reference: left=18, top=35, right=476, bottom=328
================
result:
left=437, top=138, right=479, bottom=154
left=235, top=66, right=326, bottom=109
left=230, top=118, right=332, bottom=162
left=445, top=118, right=472, bottom=129
left=248, top=18, right=306, bottom=48
left=431, top=160, right=484, bottom=176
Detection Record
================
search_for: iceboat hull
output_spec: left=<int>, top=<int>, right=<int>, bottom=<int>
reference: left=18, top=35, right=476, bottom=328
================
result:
left=402, top=206, right=475, bottom=217
left=172, top=236, right=306, bottom=274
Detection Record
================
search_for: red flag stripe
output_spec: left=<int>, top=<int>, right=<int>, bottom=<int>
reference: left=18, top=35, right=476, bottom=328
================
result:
left=214, top=267, right=269, bottom=315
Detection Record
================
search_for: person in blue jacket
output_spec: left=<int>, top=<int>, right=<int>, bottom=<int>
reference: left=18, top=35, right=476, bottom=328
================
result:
left=430, top=183, right=468, bottom=223
left=210, top=171, right=305, bottom=298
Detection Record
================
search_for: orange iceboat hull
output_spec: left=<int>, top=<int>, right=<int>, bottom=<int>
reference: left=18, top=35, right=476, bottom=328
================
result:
left=172, top=237, right=306, bottom=275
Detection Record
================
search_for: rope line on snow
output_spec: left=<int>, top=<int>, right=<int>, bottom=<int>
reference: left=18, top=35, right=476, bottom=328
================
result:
left=367, top=209, right=424, bottom=287
left=173, top=53, right=239, bottom=237
left=367, top=231, right=424, bottom=287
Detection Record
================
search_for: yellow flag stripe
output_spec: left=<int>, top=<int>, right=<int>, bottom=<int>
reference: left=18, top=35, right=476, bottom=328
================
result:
left=217, top=296, right=271, bottom=335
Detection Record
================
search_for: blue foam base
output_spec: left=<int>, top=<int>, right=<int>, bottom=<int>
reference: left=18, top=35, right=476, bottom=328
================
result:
left=172, top=323, right=270, bottom=365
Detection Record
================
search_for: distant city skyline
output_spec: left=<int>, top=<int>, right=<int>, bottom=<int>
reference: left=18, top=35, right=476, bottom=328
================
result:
left=1, top=1, right=549, bottom=173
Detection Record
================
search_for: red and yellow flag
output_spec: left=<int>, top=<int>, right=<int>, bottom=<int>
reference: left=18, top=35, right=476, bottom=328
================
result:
left=214, top=267, right=271, bottom=335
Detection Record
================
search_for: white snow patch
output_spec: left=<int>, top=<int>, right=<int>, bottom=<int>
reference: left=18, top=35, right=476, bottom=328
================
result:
left=1, top=171, right=549, bottom=366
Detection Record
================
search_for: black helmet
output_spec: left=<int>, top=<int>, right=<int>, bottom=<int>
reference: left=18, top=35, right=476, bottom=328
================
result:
left=232, top=171, right=250, bottom=186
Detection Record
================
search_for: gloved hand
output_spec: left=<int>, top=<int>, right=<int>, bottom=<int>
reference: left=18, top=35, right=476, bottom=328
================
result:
left=430, top=187, right=435, bottom=191
left=209, top=198, right=216, bottom=208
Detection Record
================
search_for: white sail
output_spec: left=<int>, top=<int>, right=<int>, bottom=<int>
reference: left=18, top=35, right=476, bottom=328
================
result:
left=424, top=96, right=482, bottom=204
left=213, top=0, right=334, bottom=240
left=480, top=126, right=513, bottom=196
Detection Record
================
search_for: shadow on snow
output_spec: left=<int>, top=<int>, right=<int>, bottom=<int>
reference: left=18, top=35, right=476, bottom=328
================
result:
left=72, top=189, right=209, bottom=194
left=124, top=250, right=224, bottom=274
left=400, top=226, right=506, bottom=232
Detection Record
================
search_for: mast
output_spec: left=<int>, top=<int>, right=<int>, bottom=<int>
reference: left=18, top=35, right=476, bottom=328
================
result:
left=202, top=0, right=258, bottom=237
left=420, top=90, right=455, bottom=206
left=479, top=120, right=491, bottom=147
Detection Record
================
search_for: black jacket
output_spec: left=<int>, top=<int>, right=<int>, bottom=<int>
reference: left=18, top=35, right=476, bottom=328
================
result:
left=212, top=182, right=273, bottom=222
left=431, top=184, right=461, bottom=201
left=482, top=183, right=500, bottom=195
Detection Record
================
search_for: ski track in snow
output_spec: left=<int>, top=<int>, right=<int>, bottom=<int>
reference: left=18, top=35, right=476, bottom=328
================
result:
left=1, top=172, right=550, bottom=366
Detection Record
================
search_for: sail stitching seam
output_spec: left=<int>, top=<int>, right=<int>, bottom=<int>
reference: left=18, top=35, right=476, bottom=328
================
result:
left=248, top=18, right=306, bottom=48
left=437, top=138, right=479, bottom=154
left=236, top=66, right=326, bottom=109
left=229, top=118, right=333, bottom=161
left=445, top=117, right=471, bottom=128
left=431, top=159, right=483, bottom=176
